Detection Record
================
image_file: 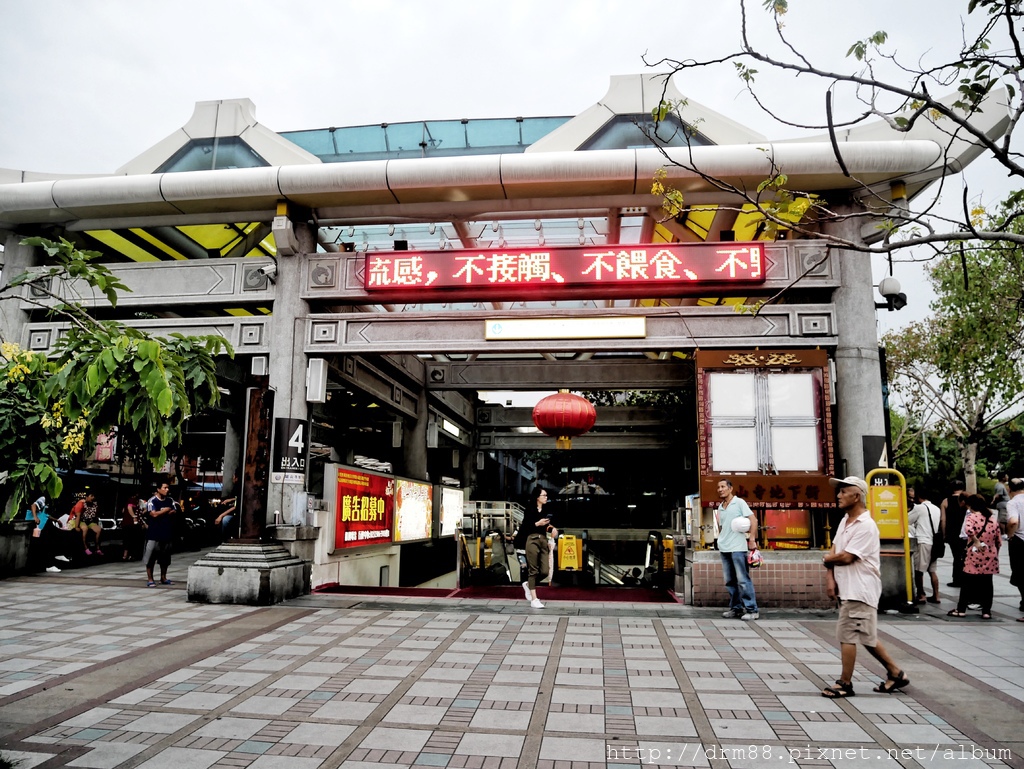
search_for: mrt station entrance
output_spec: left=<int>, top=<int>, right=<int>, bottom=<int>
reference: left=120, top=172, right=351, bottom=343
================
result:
left=306, top=349, right=698, bottom=593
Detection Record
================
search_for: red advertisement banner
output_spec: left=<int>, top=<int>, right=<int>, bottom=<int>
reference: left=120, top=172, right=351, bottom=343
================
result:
left=365, top=242, right=766, bottom=294
left=335, top=468, right=394, bottom=549
left=763, top=508, right=812, bottom=549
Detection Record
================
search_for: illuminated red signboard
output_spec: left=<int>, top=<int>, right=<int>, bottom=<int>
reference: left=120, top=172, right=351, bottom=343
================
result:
left=365, top=242, right=766, bottom=296
left=334, top=468, right=394, bottom=549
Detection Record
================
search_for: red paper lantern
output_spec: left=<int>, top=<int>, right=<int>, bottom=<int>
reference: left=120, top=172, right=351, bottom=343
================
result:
left=532, top=390, right=596, bottom=449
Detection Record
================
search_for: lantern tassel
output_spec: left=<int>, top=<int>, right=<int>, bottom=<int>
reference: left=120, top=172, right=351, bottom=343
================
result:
left=556, top=436, right=572, bottom=450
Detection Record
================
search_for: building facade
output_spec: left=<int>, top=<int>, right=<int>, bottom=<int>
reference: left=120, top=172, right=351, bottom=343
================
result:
left=0, top=75, right=1005, bottom=604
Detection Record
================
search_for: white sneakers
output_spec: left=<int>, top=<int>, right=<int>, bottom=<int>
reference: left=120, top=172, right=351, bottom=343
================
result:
left=54, top=555, right=70, bottom=563
left=45, top=566, right=61, bottom=573
left=723, top=609, right=759, bottom=620
left=522, top=581, right=531, bottom=601
left=530, top=599, right=545, bottom=609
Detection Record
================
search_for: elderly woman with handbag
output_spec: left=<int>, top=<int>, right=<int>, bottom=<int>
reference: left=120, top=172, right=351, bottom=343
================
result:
left=948, top=494, right=1001, bottom=620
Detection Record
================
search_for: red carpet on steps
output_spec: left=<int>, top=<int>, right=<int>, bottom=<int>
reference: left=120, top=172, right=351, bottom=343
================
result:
left=315, top=583, right=678, bottom=603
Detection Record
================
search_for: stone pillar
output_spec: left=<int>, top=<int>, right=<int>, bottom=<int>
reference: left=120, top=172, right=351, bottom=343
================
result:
left=461, top=445, right=478, bottom=498
left=265, top=219, right=316, bottom=522
left=828, top=204, right=887, bottom=477
left=222, top=411, right=242, bottom=494
left=0, top=233, right=38, bottom=347
left=187, top=213, right=314, bottom=605
left=404, top=384, right=429, bottom=480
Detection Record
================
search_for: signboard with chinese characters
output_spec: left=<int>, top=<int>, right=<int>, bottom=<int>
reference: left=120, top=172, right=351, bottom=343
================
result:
left=365, top=242, right=766, bottom=299
left=700, top=476, right=834, bottom=509
left=272, top=418, right=308, bottom=485
left=868, top=483, right=907, bottom=540
left=394, top=478, right=433, bottom=542
left=697, top=348, right=835, bottom=511
left=94, top=431, right=117, bottom=463
left=334, top=468, right=394, bottom=549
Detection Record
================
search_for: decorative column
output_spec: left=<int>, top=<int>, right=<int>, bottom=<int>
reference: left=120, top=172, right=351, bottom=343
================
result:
left=186, top=208, right=312, bottom=605
left=265, top=215, right=316, bottom=522
left=404, top=384, right=429, bottom=480
left=827, top=204, right=887, bottom=478
left=0, top=234, right=38, bottom=347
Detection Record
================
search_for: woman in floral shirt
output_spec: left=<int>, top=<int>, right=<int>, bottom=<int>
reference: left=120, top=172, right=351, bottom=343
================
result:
left=948, top=494, right=1001, bottom=619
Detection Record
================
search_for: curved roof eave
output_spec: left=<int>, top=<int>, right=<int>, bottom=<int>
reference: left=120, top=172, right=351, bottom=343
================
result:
left=0, top=140, right=943, bottom=229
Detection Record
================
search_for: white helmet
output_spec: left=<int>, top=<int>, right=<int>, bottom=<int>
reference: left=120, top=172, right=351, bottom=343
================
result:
left=731, top=516, right=751, bottom=533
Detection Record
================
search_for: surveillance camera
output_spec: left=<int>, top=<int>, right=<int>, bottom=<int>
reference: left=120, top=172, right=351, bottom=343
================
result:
left=257, top=263, right=277, bottom=278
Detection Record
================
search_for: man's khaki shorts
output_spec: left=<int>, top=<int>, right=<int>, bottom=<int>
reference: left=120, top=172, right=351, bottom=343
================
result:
left=913, top=542, right=935, bottom=573
left=837, top=600, right=878, bottom=646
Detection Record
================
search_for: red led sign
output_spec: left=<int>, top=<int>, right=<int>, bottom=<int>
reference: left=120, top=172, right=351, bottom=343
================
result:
left=364, top=242, right=766, bottom=295
left=334, top=468, right=394, bottom=549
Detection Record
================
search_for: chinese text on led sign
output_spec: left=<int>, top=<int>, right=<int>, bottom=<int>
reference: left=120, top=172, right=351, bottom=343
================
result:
left=365, top=243, right=765, bottom=292
left=334, top=469, right=393, bottom=550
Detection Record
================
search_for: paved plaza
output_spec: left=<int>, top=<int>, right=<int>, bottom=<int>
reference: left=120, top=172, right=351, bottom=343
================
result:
left=1, top=548, right=1022, bottom=769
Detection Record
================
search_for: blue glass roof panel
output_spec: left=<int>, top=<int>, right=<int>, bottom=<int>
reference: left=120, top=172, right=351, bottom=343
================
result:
left=156, top=138, right=269, bottom=173
left=280, top=116, right=570, bottom=163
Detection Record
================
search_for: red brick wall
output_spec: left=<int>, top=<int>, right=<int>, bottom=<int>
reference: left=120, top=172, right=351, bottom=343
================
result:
left=688, top=551, right=833, bottom=609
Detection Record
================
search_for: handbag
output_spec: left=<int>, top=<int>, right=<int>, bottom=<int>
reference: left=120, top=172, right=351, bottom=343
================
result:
left=747, top=546, right=763, bottom=568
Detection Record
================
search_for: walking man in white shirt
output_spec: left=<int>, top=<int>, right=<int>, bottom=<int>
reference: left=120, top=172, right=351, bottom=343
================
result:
left=821, top=476, right=909, bottom=698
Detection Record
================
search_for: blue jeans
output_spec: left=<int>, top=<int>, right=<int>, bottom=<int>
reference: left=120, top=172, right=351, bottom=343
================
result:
left=721, top=551, right=758, bottom=614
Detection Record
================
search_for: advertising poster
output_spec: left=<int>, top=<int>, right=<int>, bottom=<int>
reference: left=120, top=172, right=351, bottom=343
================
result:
left=334, top=468, right=393, bottom=549
left=763, top=509, right=812, bottom=549
left=439, top=486, right=464, bottom=537
left=394, top=478, right=433, bottom=542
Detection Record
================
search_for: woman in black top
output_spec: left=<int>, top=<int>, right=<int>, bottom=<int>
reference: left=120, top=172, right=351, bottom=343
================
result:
left=515, top=486, right=554, bottom=608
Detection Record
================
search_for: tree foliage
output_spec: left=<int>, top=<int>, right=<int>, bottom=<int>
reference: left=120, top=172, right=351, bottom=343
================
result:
left=882, top=197, right=1024, bottom=491
left=0, top=237, right=232, bottom=519
left=647, top=0, right=1024, bottom=256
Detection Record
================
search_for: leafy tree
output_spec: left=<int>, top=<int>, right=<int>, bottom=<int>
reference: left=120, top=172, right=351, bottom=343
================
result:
left=0, top=237, right=231, bottom=519
left=888, top=408, right=925, bottom=478
left=977, top=411, right=1024, bottom=475
left=647, top=0, right=1024, bottom=257
left=882, top=199, right=1024, bottom=492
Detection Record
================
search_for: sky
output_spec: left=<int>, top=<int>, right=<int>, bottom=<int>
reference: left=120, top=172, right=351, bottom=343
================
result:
left=1, top=0, right=1016, bottom=336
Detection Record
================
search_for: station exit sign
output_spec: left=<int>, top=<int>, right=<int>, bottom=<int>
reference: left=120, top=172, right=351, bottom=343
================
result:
left=364, top=242, right=767, bottom=299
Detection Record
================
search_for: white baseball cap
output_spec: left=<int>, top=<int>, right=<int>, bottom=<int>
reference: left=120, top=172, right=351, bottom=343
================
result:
left=828, top=476, right=868, bottom=495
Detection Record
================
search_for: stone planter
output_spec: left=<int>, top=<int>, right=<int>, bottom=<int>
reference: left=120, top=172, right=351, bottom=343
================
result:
left=0, top=519, right=34, bottom=579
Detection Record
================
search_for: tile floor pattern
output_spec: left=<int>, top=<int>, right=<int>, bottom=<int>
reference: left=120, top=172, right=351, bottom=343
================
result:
left=2, top=575, right=1020, bottom=769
